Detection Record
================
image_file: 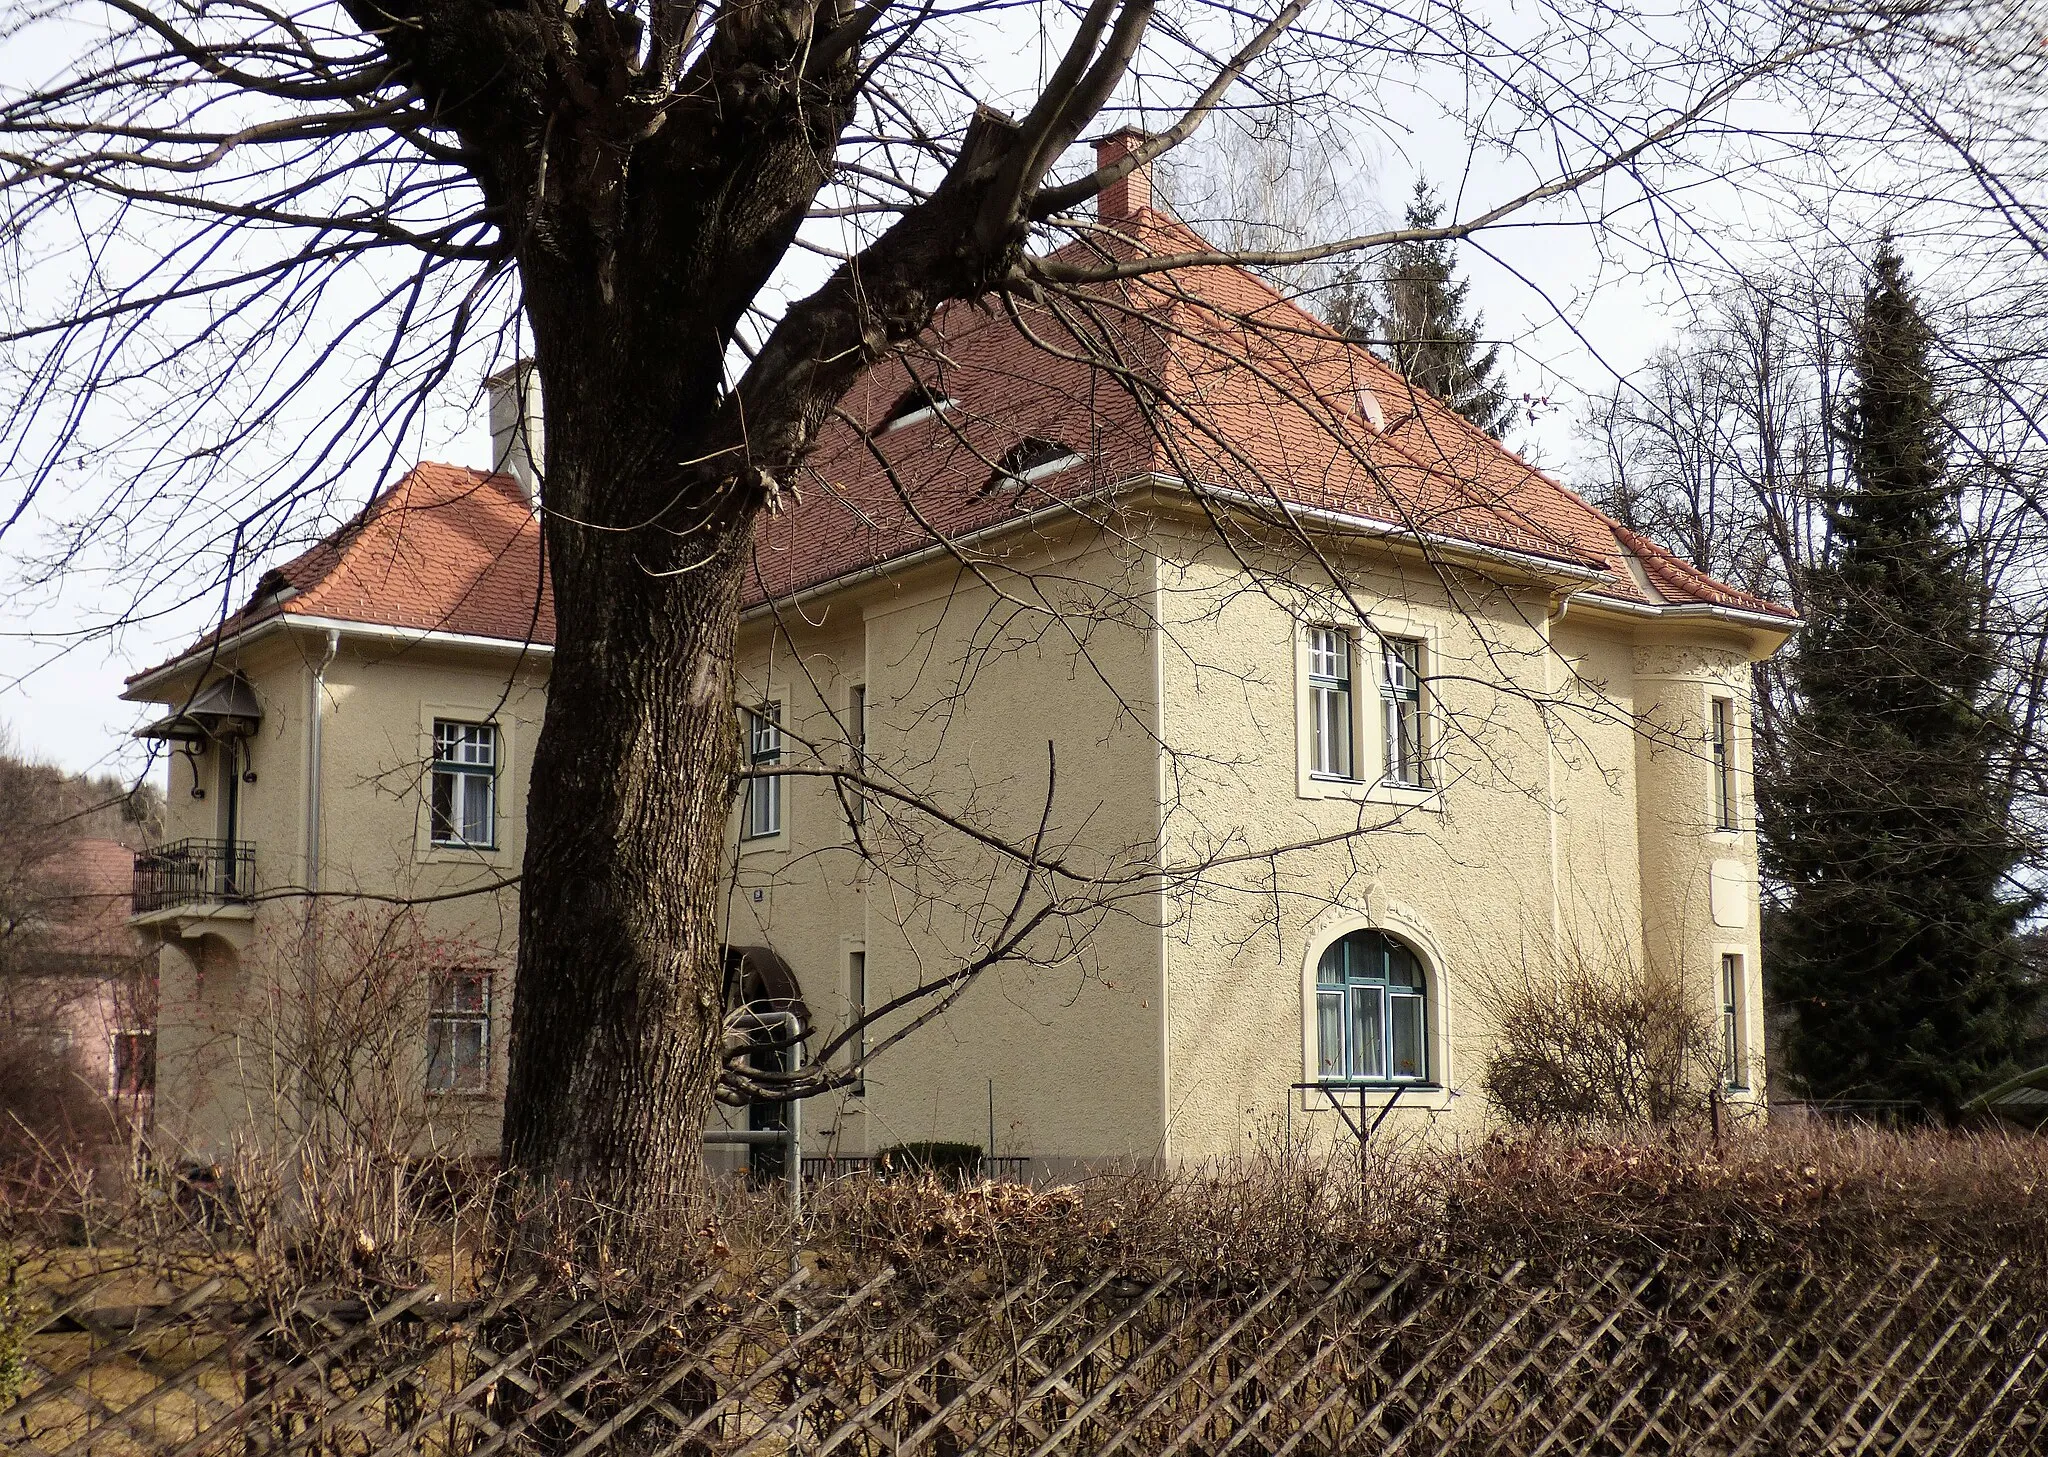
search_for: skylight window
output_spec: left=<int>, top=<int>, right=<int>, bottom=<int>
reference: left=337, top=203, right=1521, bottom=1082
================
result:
left=879, top=385, right=958, bottom=434
left=986, top=437, right=1084, bottom=493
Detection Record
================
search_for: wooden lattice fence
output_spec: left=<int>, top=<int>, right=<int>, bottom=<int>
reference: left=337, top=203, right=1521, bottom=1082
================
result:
left=8, top=1251, right=2045, bottom=1455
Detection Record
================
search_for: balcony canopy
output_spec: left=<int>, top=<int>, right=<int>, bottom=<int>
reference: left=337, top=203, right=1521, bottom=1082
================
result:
left=133, top=674, right=262, bottom=743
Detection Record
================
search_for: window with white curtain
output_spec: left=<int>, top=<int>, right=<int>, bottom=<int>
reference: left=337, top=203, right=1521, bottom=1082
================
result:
left=1315, top=930, right=1428, bottom=1083
left=1380, top=638, right=1426, bottom=786
left=430, top=720, right=497, bottom=847
left=1306, top=627, right=1355, bottom=780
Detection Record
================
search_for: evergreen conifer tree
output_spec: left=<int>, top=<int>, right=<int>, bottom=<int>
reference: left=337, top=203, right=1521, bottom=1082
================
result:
left=1326, top=179, right=1515, bottom=437
left=1760, top=239, right=2039, bottom=1118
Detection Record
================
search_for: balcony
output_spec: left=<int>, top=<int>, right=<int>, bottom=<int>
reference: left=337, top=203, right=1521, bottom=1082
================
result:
left=132, top=839, right=255, bottom=916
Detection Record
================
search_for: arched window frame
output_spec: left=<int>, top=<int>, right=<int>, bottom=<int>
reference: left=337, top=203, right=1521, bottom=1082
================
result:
left=1314, top=929, right=1427, bottom=1084
left=1300, top=917, right=1450, bottom=1103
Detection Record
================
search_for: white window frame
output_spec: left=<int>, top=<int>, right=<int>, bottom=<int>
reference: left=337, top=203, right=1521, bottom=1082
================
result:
left=1297, top=617, right=1442, bottom=807
left=1306, top=626, right=1356, bottom=781
left=1379, top=637, right=1428, bottom=788
left=429, top=718, right=499, bottom=849
left=1710, top=694, right=1740, bottom=832
left=426, top=966, right=492, bottom=1096
left=847, top=684, right=867, bottom=827
left=745, top=703, right=783, bottom=840
left=1720, top=951, right=1749, bottom=1092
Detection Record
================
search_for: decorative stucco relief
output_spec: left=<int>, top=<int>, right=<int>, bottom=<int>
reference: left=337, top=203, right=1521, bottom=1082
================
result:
left=1633, top=644, right=1744, bottom=680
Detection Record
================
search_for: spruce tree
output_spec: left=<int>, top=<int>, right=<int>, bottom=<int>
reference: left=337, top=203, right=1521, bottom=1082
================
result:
left=1760, top=240, right=2039, bottom=1118
left=1326, top=179, right=1515, bottom=437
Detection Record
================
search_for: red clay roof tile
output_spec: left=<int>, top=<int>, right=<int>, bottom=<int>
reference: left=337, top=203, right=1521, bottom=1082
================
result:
left=135, top=212, right=1791, bottom=686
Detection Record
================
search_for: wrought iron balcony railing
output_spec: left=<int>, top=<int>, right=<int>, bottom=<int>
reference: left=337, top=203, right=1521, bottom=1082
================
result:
left=132, top=838, right=255, bottom=916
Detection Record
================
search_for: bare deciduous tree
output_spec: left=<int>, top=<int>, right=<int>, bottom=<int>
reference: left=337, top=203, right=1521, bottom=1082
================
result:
left=0, top=0, right=1896, bottom=1224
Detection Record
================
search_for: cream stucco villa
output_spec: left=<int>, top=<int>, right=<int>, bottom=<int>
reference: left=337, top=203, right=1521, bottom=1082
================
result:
left=125, top=152, right=1793, bottom=1175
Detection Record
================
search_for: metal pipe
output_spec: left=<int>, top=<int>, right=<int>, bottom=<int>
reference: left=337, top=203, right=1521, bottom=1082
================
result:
left=714, top=1009, right=803, bottom=1219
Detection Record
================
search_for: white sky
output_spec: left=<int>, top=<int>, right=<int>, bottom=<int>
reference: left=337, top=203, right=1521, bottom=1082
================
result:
left=0, top=1, right=1964, bottom=778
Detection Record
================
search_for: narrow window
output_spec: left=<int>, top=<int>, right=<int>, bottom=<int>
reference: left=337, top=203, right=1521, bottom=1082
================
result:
left=1381, top=638, right=1426, bottom=786
left=1307, top=627, right=1355, bottom=780
left=745, top=703, right=782, bottom=839
left=879, top=385, right=958, bottom=434
left=111, top=1031, right=155, bottom=1098
left=430, top=720, right=498, bottom=847
left=427, top=967, right=491, bottom=1095
left=848, top=685, right=867, bottom=827
left=1315, top=930, right=1428, bottom=1083
left=1721, top=953, right=1747, bottom=1090
left=848, top=948, right=868, bottom=1091
left=986, top=437, right=1083, bottom=493
left=1711, top=696, right=1739, bottom=830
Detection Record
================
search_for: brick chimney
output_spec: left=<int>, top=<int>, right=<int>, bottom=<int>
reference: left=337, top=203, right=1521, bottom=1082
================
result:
left=1094, top=128, right=1153, bottom=221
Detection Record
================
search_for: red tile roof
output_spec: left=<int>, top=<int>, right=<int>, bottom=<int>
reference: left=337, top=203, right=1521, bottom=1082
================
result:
left=134, top=209, right=1790, bottom=685
left=127, top=464, right=553, bottom=685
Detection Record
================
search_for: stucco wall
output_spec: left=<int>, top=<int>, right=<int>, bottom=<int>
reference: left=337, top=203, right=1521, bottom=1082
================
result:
left=134, top=509, right=1777, bottom=1175
left=728, top=523, right=1168, bottom=1169
left=138, top=627, right=540, bottom=1161
left=1142, top=519, right=1773, bottom=1160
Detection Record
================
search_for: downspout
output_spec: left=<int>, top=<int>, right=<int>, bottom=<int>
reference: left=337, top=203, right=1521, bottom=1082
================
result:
left=300, top=629, right=340, bottom=1142
left=305, top=628, right=340, bottom=897
left=1542, top=594, right=1579, bottom=953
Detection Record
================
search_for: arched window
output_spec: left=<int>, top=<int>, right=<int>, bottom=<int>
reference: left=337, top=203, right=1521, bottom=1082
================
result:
left=1315, top=930, right=1427, bottom=1083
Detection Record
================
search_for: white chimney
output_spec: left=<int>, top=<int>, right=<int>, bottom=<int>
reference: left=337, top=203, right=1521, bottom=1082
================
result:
left=486, top=360, right=544, bottom=500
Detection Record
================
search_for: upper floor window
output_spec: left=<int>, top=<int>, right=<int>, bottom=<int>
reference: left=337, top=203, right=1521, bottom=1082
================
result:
left=1711, top=696, right=1739, bottom=830
left=427, top=967, right=491, bottom=1095
left=847, top=685, right=867, bottom=827
left=745, top=704, right=782, bottom=839
left=1315, top=930, right=1428, bottom=1083
left=1307, top=627, right=1355, bottom=780
left=430, top=720, right=497, bottom=848
left=1380, top=638, right=1426, bottom=786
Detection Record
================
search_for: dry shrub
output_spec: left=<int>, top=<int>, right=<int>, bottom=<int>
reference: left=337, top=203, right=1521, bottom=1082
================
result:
left=0, top=1025, right=116, bottom=1178
left=1478, top=949, right=1717, bottom=1128
left=764, top=1123, right=2048, bottom=1288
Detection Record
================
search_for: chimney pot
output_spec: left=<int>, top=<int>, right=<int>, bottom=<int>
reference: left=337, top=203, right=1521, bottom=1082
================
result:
left=1094, top=128, right=1152, bottom=222
left=486, top=361, right=544, bottom=501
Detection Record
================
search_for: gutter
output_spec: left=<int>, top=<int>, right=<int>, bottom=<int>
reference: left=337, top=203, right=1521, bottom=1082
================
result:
left=1569, top=594, right=1802, bottom=633
left=125, top=614, right=555, bottom=699
left=742, top=470, right=1611, bottom=624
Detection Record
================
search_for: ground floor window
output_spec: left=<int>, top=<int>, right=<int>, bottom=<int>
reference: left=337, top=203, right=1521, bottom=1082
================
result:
left=1721, top=953, right=1747, bottom=1090
left=1315, top=930, right=1428, bottom=1082
left=427, top=967, right=491, bottom=1094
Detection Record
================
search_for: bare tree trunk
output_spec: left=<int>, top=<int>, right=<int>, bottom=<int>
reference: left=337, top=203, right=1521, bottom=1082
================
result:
left=500, top=421, right=751, bottom=1223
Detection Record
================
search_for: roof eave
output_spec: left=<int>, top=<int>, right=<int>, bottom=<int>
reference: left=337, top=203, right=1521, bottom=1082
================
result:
left=123, top=612, right=554, bottom=701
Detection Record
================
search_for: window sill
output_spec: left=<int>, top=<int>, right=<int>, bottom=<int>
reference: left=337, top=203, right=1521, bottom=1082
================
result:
left=420, top=842, right=509, bottom=866
left=1298, top=774, right=1443, bottom=810
left=1296, top=1080, right=1450, bottom=1112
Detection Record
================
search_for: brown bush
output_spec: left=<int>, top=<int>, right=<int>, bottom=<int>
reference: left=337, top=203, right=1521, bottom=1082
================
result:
left=1477, top=950, right=1718, bottom=1128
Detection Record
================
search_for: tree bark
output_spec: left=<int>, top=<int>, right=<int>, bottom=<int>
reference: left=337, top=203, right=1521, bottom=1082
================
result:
left=501, top=497, right=748, bottom=1223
